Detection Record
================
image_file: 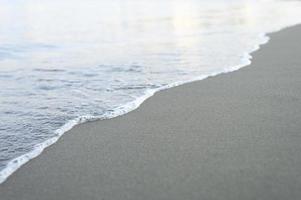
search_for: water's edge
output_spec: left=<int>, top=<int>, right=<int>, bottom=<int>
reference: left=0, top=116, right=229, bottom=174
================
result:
left=0, top=24, right=298, bottom=185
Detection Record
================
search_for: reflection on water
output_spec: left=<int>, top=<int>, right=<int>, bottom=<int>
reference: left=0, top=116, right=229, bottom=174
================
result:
left=0, top=0, right=299, bottom=71
left=1, top=0, right=301, bottom=183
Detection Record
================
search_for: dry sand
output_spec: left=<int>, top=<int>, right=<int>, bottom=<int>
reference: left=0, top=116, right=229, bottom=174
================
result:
left=1, top=25, right=301, bottom=200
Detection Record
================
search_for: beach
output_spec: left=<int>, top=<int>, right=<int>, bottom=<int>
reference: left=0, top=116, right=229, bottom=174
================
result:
left=1, top=24, right=301, bottom=200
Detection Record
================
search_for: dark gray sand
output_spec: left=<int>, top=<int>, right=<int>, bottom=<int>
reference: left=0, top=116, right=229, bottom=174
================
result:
left=1, top=25, right=301, bottom=200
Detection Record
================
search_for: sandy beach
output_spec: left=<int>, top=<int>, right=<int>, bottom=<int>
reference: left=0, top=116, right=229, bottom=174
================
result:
left=1, top=25, right=301, bottom=199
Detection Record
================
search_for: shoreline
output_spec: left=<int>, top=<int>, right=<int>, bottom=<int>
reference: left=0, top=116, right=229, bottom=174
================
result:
left=0, top=27, right=271, bottom=185
left=1, top=25, right=301, bottom=199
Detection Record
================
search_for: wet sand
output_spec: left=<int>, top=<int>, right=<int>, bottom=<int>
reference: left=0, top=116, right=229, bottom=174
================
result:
left=1, top=25, right=301, bottom=200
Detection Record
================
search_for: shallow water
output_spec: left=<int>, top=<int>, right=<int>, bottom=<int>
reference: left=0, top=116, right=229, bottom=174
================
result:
left=1, top=0, right=301, bottom=183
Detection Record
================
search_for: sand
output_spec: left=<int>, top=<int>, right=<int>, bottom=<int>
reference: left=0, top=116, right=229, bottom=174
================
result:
left=1, top=25, right=301, bottom=200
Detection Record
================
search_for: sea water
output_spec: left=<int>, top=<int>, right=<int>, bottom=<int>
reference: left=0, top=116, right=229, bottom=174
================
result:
left=1, top=0, right=301, bottom=183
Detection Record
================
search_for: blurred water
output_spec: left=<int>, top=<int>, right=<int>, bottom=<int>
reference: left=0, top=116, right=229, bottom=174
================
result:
left=1, top=0, right=301, bottom=183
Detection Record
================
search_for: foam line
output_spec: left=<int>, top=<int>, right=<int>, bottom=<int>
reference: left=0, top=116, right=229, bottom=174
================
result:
left=0, top=30, right=276, bottom=184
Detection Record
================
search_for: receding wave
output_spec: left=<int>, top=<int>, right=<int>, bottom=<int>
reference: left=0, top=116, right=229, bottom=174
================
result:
left=1, top=0, right=301, bottom=184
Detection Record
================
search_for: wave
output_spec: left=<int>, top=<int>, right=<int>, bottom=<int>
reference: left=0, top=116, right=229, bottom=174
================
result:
left=0, top=30, right=271, bottom=184
left=1, top=0, right=301, bottom=185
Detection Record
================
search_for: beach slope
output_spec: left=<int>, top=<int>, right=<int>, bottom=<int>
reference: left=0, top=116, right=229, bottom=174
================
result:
left=1, top=26, right=301, bottom=200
